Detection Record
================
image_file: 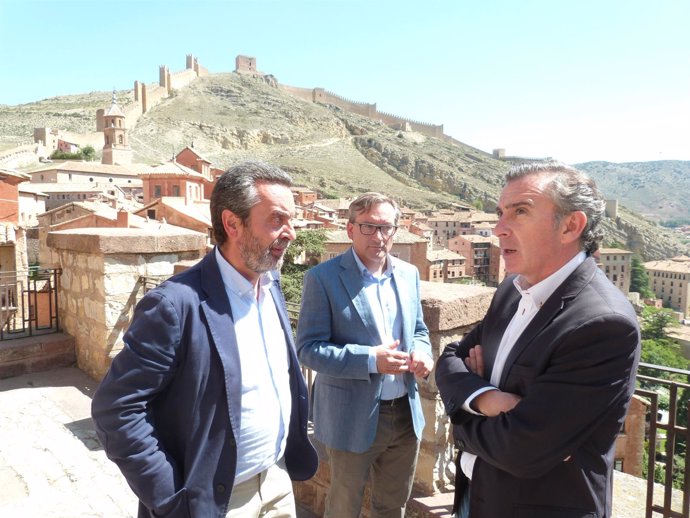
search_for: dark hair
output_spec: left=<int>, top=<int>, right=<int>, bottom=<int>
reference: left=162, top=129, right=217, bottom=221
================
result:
left=348, top=192, right=401, bottom=225
left=506, top=161, right=605, bottom=254
left=210, top=161, right=292, bottom=245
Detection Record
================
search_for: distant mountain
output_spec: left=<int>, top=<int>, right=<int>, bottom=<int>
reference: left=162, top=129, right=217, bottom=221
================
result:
left=575, top=160, right=690, bottom=222
left=1, top=72, right=688, bottom=260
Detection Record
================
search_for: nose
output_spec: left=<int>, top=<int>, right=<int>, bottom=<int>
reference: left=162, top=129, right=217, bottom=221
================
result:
left=493, top=217, right=508, bottom=237
left=283, top=220, right=296, bottom=241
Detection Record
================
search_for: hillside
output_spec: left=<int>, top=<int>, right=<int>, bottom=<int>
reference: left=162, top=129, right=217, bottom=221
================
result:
left=1, top=72, right=689, bottom=260
left=576, top=160, right=690, bottom=222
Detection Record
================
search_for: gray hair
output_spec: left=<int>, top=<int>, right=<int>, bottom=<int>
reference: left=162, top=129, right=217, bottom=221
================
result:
left=505, top=161, right=605, bottom=254
left=210, top=160, right=293, bottom=245
left=348, top=192, right=401, bottom=225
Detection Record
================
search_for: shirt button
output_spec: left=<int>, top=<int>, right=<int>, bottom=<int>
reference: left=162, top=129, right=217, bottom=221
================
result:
left=215, top=484, right=226, bottom=494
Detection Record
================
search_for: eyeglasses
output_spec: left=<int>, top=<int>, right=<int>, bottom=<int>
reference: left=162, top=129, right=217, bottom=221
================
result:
left=354, top=223, right=398, bottom=238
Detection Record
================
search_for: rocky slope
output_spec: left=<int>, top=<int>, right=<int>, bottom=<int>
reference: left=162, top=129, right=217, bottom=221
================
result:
left=2, top=72, right=688, bottom=259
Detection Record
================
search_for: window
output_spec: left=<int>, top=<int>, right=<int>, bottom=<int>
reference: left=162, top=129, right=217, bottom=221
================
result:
left=614, top=459, right=623, bottom=472
left=172, top=185, right=180, bottom=196
left=154, top=185, right=162, bottom=198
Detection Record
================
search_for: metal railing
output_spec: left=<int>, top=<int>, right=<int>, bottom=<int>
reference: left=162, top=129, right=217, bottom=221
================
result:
left=636, top=362, right=690, bottom=518
left=0, top=268, right=61, bottom=340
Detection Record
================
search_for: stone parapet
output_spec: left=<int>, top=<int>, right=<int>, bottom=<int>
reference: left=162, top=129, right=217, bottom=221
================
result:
left=47, top=227, right=207, bottom=380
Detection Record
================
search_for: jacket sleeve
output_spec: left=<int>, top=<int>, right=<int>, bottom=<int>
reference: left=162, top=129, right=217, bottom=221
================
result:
left=435, top=320, right=495, bottom=423
left=91, top=290, right=184, bottom=513
left=296, top=268, right=372, bottom=380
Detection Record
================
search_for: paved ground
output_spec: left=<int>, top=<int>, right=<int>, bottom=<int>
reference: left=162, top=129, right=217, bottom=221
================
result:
left=0, top=366, right=316, bottom=518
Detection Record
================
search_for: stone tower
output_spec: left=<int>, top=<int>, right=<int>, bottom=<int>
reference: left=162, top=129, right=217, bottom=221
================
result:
left=102, top=91, right=132, bottom=165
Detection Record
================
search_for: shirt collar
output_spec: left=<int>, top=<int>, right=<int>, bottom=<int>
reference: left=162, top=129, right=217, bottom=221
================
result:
left=215, top=246, right=272, bottom=299
left=513, top=251, right=586, bottom=308
left=350, top=247, right=394, bottom=280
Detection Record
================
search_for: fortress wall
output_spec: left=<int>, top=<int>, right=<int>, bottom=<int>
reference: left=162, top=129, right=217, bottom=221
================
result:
left=319, top=89, right=376, bottom=117
left=0, top=143, right=39, bottom=169
left=169, top=68, right=197, bottom=91
left=142, top=83, right=168, bottom=113
left=376, top=110, right=444, bottom=138
left=278, top=85, right=314, bottom=103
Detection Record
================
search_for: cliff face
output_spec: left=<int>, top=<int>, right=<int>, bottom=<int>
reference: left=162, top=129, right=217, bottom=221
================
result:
left=2, top=72, right=688, bottom=260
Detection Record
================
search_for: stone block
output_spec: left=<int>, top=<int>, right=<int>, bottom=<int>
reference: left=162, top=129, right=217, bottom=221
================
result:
left=420, top=282, right=494, bottom=332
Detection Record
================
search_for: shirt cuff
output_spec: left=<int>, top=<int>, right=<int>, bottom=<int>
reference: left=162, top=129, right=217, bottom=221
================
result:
left=368, top=349, right=378, bottom=373
left=462, top=386, right=498, bottom=415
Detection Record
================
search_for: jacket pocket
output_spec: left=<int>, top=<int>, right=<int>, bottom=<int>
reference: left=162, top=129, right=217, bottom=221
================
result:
left=151, top=487, right=190, bottom=518
left=514, top=505, right=596, bottom=518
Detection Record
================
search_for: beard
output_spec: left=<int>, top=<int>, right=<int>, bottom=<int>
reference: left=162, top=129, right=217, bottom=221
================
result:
left=238, top=229, right=290, bottom=274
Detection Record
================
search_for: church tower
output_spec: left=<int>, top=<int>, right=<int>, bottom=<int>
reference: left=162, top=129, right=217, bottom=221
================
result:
left=102, top=91, right=132, bottom=165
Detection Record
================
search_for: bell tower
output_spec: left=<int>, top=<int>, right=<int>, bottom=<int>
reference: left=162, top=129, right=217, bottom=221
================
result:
left=102, top=91, right=132, bottom=165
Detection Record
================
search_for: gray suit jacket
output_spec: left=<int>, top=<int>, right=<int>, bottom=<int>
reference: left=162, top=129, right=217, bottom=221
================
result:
left=296, top=249, right=431, bottom=453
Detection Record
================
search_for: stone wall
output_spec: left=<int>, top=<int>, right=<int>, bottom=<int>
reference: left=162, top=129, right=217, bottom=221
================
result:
left=47, top=227, right=207, bottom=380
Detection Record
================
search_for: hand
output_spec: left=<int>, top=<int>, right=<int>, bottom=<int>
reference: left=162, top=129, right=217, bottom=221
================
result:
left=465, top=345, right=485, bottom=378
left=407, top=351, right=434, bottom=378
left=473, top=389, right=522, bottom=417
left=375, top=340, right=410, bottom=375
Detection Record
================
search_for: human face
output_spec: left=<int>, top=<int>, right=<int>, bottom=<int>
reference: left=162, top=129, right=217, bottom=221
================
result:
left=226, top=182, right=296, bottom=283
left=347, top=202, right=397, bottom=274
left=493, top=174, right=577, bottom=286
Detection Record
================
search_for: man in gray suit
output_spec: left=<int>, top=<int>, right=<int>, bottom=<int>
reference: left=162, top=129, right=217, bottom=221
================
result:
left=297, top=192, right=433, bottom=518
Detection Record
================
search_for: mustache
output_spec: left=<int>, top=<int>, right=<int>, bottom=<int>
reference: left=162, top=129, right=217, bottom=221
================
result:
left=271, top=237, right=291, bottom=250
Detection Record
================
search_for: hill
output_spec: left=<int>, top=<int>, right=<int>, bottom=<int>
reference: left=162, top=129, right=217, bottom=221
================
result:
left=576, top=160, right=690, bottom=223
left=1, top=72, right=689, bottom=260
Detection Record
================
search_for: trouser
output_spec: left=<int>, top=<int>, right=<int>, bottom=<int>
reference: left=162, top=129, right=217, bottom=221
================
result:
left=324, top=396, right=420, bottom=518
left=226, top=459, right=295, bottom=518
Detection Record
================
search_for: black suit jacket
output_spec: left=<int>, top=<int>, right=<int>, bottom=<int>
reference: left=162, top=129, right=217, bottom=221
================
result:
left=435, top=257, right=640, bottom=518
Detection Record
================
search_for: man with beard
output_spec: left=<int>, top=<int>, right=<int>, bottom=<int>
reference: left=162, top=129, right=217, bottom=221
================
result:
left=91, top=161, right=317, bottom=518
left=297, top=192, right=433, bottom=518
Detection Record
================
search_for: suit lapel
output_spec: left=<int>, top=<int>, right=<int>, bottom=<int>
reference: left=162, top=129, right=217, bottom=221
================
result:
left=484, top=284, right=520, bottom=382
left=391, top=260, right=411, bottom=352
left=498, top=258, right=598, bottom=387
left=199, top=251, right=242, bottom=441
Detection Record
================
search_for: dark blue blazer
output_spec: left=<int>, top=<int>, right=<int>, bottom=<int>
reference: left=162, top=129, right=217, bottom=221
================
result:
left=92, top=250, right=317, bottom=518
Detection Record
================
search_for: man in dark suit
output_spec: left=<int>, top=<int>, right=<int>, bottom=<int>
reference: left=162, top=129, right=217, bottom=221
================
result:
left=91, top=161, right=317, bottom=518
left=435, top=162, right=640, bottom=518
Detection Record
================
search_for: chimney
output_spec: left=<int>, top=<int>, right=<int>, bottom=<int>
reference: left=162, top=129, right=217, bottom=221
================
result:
left=117, top=209, right=131, bottom=228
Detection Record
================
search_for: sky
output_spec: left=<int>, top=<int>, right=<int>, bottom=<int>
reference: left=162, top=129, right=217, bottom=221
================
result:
left=1, top=0, right=688, bottom=164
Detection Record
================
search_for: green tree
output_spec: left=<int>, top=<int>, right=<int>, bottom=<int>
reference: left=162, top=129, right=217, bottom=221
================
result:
left=640, top=306, right=679, bottom=340
left=281, top=229, right=326, bottom=305
left=630, top=256, right=654, bottom=298
left=81, top=145, right=96, bottom=161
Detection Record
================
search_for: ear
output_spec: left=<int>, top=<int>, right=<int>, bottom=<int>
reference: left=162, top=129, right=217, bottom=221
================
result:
left=221, top=209, right=241, bottom=240
left=346, top=222, right=354, bottom=240
left=561, top=210, right=587, bottom=244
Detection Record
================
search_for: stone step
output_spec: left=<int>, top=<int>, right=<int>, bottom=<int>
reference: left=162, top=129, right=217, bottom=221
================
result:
left=0, top=333, right=76, bottom=379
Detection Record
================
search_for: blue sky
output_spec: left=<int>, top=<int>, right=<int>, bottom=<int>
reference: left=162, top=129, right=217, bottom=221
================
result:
left=1, top=0, right=688, bottom=164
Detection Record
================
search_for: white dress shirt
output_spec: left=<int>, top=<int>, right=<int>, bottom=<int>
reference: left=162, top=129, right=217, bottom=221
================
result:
left=350, top=249, right=406, bottom=400
left=215, top=248, right=292, bottom=484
